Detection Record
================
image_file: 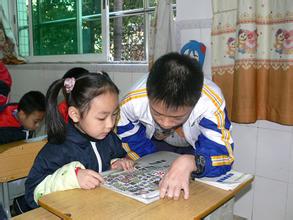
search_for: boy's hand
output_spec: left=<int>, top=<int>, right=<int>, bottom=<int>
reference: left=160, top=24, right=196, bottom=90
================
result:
left=159, top=154, right=195, bottom=200
left=77, top=169, right=104, bottom=189
left=111, top=158, right=134, bottom=171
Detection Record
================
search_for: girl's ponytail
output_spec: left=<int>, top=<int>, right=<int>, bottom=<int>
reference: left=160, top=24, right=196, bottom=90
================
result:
left=45, top=78, right=66, bottom=144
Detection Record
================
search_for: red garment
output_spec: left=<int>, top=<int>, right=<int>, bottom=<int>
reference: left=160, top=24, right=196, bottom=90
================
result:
left=0, top=95, right=7, bottom=105
left=0, top=104, right=21, bottom=127
left=0, top=103, right=31, bottom=144
left=0, top=62, right=12, bottom=87
left=58, top=100, right=69, bottom=123
left=0, top=62, right=12, bottom=105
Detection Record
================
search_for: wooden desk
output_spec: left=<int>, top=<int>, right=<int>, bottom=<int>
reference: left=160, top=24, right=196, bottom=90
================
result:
left=0, top=139, right=46, bottom=217
left=12, top=207, right=60, bottom=220
left=38, top=178, right=253, bottom=220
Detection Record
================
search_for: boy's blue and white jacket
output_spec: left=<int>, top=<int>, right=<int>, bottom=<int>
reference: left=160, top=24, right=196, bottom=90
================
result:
left=117, top=76, right=234, bottom=177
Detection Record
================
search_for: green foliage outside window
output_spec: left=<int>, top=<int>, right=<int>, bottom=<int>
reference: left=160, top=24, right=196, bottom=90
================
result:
left=32, top=0, right=101, bottom=56
left=18, top=0, right=174, bottom=61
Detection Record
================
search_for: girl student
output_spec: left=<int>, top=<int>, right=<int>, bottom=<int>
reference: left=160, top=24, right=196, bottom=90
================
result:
left=25, top=72, right=134, bottom=208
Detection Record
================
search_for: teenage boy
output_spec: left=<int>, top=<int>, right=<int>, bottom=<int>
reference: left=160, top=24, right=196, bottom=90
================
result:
left=117, top=52, right=234, bottom=200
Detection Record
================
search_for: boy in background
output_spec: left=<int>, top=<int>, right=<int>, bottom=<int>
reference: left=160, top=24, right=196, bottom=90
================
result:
left=0, top=91, right=46, bottom=144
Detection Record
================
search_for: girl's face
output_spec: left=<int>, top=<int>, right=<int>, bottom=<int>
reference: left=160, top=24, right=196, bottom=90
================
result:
left=71, top=92, right=119, bottom=140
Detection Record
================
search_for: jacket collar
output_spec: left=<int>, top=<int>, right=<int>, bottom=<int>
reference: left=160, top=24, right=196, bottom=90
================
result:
left=66, top=122, right=100, bottom=148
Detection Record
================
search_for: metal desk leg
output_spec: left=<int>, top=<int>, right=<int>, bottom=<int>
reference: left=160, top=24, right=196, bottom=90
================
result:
left=1, top=182, right=11, bottom=218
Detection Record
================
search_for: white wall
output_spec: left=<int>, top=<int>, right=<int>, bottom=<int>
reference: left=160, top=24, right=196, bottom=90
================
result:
left=7, top=63, right=147, bottom=102
left=176, top=0, right=212, bottom=20
left=177, top=1, right=293, bottom=220
left=233, top=122, right=293, bottom=220
left=176, top=0, right=212, bottom=79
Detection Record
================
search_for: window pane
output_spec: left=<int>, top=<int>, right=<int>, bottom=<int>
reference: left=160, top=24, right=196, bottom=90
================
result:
left=30, top=0, right=103, bottom=56
left=17, top=0, right=29, bottom=57
left=32, top=0, right=76, bottom=22
left=31, top=0, right=77, bottom=55
left=82, top=0, right=101, bottom=16
left=109, top=0, right=143, bottom=12
left=82, top=17, right=102, bottom=54
left=149, top=0, right=176, bottom=7
left=17, top=0, right=170, bottom=60
left=110, top=15, right=145, bottom=61
left=82, top=0, right=102, bottom=54
left=33, top=21, right=77, bottom=55
left=149, top=0, right=158, bottom=7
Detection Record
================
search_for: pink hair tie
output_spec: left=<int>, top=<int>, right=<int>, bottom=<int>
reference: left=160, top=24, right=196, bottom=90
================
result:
left=64, top=77, right=76, bottom=93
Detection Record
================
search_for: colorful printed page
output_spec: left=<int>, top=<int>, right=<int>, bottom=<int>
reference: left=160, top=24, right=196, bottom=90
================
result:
left=101, top=151, right=179, bottom=204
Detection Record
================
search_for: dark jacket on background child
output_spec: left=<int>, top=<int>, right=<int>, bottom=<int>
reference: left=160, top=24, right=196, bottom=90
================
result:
left=25, top=122, right=126, bottom=208
left=0, top=203, right=7, bottom=220
left=0, top=103, right=31, bottom=144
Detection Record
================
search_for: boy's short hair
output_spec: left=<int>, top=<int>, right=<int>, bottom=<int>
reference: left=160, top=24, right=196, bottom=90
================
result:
left=18, top=91, right=46, bottom=115
left=147, top=52, right=204, bottom=109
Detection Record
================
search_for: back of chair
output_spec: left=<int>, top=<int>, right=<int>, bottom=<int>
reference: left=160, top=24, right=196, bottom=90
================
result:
left=0, top=140, right=47, bottom=183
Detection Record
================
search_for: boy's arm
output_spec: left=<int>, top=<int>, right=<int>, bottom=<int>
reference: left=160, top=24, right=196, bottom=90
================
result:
left=0, top=127, right=27, bottom=144
left=116, top=102, right=156, bottom=160
left=194, top=107, right=234, bottom=178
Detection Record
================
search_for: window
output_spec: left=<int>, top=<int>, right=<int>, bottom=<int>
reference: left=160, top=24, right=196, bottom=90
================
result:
left=15, top=0, right=176, bottom=62
left=16, top=0, right=107, bottom=62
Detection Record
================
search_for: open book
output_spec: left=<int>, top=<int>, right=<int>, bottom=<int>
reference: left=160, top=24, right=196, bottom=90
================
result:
left=193, top=170, right=253, bottom=191
left=101, top=151, right=179, bottom=204
left=25, top=134, right=47, bottom=143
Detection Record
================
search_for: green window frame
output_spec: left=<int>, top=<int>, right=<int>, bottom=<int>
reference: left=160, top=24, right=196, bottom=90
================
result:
left=15, top=0, right=176, bottom=62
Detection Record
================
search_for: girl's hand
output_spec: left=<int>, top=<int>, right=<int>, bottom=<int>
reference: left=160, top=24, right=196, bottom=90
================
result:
left=111, top=158, right=134, bottom=171
left=76, top=169, right=104, bottom=189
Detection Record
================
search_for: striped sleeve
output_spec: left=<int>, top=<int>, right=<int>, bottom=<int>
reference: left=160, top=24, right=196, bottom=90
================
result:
left=195, top=85, right=234, bottom=177
left=117, top=89, right=156, bottom=160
